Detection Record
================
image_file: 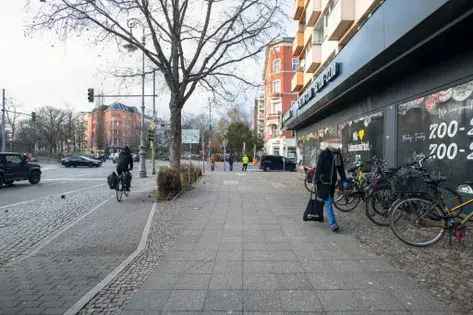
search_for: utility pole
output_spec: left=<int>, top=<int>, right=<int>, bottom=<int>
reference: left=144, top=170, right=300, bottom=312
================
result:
left=1, top=89, right=6, bottom=152
left=152, top=69, right=157, bottom=175
left=208, top=98, right=212, bottom=166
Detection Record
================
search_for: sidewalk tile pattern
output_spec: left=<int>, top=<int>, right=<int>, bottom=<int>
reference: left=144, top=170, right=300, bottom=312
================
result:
left=121, top=171, right=448, bottom=314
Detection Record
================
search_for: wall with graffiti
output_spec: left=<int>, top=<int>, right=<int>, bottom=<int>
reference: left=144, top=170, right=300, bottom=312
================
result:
left=398, top=79, right=473, bottom=186
left=297, top=111, right=384, bottom=169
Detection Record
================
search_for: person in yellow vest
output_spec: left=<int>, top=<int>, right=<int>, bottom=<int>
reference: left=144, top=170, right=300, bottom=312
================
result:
left=242, top=154, right=249, bottom=172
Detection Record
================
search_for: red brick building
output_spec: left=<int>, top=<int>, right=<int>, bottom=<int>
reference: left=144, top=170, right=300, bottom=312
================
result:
left=85, top=103, right=141, bottom=151
left=262, top=37, right=298, bottom=159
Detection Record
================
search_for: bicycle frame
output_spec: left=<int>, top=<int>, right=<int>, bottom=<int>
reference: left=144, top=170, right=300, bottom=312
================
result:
left=446, top=198, right=473, bottom=224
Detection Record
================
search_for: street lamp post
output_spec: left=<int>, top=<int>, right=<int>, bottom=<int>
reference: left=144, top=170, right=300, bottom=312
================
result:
left=126, top=19, right=147, bottom=178
left=152, top=69, right=157, bottom=175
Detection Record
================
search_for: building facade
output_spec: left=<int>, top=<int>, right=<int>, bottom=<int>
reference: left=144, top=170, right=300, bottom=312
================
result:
left=85, top=103, right=141, bottom=151
left=253, top=94, right=265, bottom=139
left=262, top=38, right=298, bottom=159
left=283, top=0, right=473, bottom=188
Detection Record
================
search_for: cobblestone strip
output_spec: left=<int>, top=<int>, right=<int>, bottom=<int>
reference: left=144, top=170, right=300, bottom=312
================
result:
left=78, top=192, right=193, bottom=314
left=0, top=185, right=110, bottom=266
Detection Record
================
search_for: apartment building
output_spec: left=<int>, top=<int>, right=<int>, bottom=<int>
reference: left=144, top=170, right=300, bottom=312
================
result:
left=85, top=102, right=141, bottom=151
left=283, top=0, right=473, bottom=188
left=253, top=94, right=265, bottom=139
left=262, top=38, right=298, bottom=159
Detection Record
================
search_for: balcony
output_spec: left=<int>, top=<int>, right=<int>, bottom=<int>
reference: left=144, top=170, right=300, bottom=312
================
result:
left=304, top=44, right=322, bottom=73
left=304, top=0, right=322, bottom=26
left=304, top=25, right=313, bottom=48
left=291, top=71, right=304, bottom=92
left=292, top=31, right=304, bottom=57
left=293, top=0, right=304, bottom=20
left=326, top=0, right=355, bottom=41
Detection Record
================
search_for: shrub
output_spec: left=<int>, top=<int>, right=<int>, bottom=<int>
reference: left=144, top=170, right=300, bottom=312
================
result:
left=157, top=166, right=181, bottom=200
left=157, top=165, right=203, bottom=200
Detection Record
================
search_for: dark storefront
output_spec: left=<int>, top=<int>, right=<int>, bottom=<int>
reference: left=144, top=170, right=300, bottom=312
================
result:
left=284, top=0, right=473, bottom=188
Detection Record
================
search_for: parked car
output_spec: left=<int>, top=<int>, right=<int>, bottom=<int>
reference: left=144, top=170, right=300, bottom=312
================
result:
left=260, top=155, right=297, bottom=172
left=61, top=155, right=102, bottom=168
left=0, top=152, right=42, bottom=186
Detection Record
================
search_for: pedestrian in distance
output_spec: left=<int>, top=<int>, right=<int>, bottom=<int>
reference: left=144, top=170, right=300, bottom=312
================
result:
left=210, top=154, right=216, bottom=171
left=116, top=146, right=133, bottom=191
left=242, top=154, right=249, bottom=172
left=229, top=152, right=234, bottom=171
left=313, top=144, right=347, bottom=232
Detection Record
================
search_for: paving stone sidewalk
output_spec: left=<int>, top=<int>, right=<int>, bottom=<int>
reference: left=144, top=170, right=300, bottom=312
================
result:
left=121, top=171, right=453, bottom=314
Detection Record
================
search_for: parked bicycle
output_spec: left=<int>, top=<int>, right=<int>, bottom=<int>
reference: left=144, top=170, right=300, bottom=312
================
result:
left=390, top=181, right=473, bottom=247
left=365, top=155, right=461, bottom=226
left=303, top=166, right=316, bottom=193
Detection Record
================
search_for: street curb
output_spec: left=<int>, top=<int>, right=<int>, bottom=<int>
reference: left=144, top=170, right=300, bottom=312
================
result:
left=64, top=202, right=158, bottom=315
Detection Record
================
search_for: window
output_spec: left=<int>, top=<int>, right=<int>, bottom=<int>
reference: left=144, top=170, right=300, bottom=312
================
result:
left=5, top=155, right=22, bottom=164
left=292, top=58, right=299, bottom=71
left=272, top=59, right=281, bottom=73
left=271, top=99, right=282, bottom=114
left=272, top=80, right=281, bottom=94
left=313, top=23, right=324, bottom=44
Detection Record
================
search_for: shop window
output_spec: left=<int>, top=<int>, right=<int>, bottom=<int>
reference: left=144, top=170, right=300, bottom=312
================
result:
left=397, top=79, right=473, bottom=187
left=339, top=112, right=384, bottom=168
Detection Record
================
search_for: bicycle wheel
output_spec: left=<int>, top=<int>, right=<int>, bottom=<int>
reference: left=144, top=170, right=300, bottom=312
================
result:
left=365, top=184, right=397, bottom=226
left=334, top=189, right=361, bottom=212
left=116, top=179, right=124, bottom=202
left=390, top=197, right=446, bottom=247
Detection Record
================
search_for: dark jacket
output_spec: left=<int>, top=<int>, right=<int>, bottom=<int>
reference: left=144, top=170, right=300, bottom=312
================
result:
left=314, top=148, right=346, bottom=199
left=117, top=151, right=133, bottom=171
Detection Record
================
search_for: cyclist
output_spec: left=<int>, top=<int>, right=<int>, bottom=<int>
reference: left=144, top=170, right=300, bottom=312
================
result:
left=116, top=146, right=133, bottom=191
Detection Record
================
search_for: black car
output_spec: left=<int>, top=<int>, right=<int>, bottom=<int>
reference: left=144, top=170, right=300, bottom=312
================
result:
left=61, top=155, right=102, bottom=168
left=0, top=152, right=42, bottom=186
left=260, top=155, right=297, bottom=172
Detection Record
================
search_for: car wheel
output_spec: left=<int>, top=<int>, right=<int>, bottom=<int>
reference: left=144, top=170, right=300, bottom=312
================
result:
left=0, top=174, right=4, bottom=188
left=72, top=164, right=77, bottom=168
left=264, top=166, right=270, bottom=172
left=29, top=171, right=41, bottom=185
left=4, top=180, right=14, bottom=186
left=88, top=163, right=94, bottom=168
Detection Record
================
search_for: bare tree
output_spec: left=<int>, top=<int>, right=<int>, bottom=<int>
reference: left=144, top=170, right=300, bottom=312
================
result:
left=5, top=99, right=21, bottom=152
left=28, top=0, right=283, bottom=169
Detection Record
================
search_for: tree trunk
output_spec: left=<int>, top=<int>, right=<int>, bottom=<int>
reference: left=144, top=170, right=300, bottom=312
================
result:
left=169, top=97, right=182, bottom=170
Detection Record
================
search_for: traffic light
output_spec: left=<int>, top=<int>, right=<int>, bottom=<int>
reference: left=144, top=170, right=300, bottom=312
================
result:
left=31, top=112, right=36, bottom=123
left=148, top=129, right=155, bottom=142
left=87, top=88, right=94, bottom=103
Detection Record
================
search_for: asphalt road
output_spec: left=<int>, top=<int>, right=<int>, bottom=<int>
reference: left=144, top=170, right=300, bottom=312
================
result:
left=0, top=160, right=159, bottom=315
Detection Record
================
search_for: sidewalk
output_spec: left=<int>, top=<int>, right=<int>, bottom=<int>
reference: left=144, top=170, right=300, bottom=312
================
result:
left=121, top=171, right=448, bottom=314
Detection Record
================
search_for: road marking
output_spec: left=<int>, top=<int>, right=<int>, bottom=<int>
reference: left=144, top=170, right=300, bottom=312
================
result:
left=0, top=183, right=106, bottom=210
left=9, top=198, right=111, bottom=266
left=64, top=202, right=158, bottom=315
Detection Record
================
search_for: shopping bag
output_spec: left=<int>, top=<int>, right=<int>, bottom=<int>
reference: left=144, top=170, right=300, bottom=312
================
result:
left=303, top=195, right=324, bottom=222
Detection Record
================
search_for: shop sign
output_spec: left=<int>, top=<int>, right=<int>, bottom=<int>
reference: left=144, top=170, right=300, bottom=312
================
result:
left=297, top=62, right=341, bottom=110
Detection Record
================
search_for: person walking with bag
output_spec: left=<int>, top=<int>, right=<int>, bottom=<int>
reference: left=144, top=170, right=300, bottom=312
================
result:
left=313, top=144, right=347, bottom=232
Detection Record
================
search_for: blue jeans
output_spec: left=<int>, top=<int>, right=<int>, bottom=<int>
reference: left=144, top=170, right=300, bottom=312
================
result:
left=324, top=197, right=337, bottom=226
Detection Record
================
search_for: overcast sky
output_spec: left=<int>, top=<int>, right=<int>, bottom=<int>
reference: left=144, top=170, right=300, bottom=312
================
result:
left=0, top=1, right=293, bottom=119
